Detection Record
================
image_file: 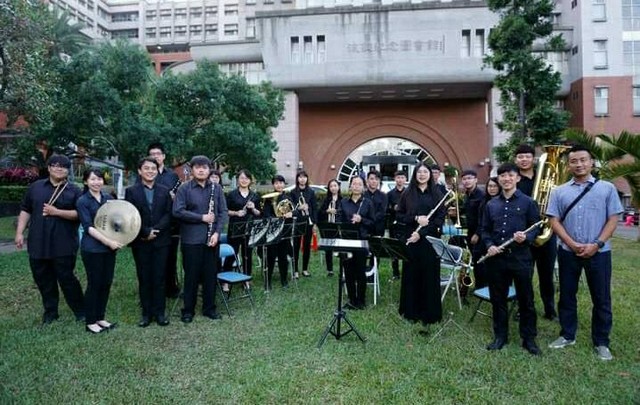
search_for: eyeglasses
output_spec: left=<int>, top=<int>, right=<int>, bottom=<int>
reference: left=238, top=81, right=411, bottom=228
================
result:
left=49, top=164, right=69, bottom=170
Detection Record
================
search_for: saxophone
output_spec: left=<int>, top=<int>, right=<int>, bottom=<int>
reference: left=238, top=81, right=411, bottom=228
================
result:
left=531, top=145, right=571, bottom=246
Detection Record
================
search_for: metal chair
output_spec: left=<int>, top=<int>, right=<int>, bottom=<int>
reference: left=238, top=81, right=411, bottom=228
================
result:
left=426, top=236, right=467, bottom=310
left=217, top=243, right=254, bottom=316
left=365, top=256, right=380, bottom=306
left=468, top=286, right=517, bottom=323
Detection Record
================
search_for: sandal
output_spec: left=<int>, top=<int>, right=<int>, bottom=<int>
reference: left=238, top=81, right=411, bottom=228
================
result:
left=302, top=271, right=311, bottom=277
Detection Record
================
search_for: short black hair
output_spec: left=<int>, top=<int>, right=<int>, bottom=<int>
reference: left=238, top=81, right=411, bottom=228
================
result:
left=189, top=155, right=210, bottom=167
left=272, top=174, right=286, bottom=184
left=514, top=144, right=535, bottom=156
left=147, top=142, right=165, bottom=154
left=461, top=169, right=477, bottom=177
left=394, top=170, right=407, bottom=177
left=138, top=157, right=159, bottom=170
left=568, top=144, right=594, bottom=159
left=497, top=163, right=519, bottom=175
left=430, top=164, right=441, bottom=171
left=367, top=170, right=381, bottom=180
left=47, top=154, right=71, bottom=169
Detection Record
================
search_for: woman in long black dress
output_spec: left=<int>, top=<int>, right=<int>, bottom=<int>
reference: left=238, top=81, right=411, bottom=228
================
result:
left=396, top=162, right=446, bottom=327
left=317, top=179, right=342, bottom=276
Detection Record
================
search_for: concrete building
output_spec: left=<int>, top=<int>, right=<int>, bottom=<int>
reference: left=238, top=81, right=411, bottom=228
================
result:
left=45, top=0, right=640, bottom=187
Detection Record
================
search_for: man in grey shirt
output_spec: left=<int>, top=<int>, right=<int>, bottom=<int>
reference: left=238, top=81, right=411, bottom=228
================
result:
left=545, top=145, right=623, bottom=361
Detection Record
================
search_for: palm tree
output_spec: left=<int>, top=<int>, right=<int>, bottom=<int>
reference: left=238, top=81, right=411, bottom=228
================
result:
left=48, top=11, right=89, bottom=60
left=563, top=129, right=640, bottom=241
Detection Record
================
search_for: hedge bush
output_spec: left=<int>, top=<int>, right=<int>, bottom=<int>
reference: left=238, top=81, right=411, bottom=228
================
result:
left=0, top=186, right=28, bottom=202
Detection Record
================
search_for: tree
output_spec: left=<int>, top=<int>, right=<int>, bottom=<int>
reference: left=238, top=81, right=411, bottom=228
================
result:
left=564, top=129, right=640, bottom=241
left=49, top=10, right=90, bottom=59
left=154, top=61, right=284, bottom=180
left=485, top=0, right=570, bottom=162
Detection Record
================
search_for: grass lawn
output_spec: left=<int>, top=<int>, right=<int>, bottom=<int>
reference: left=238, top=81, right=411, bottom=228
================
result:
left=0, top=216, right=17, bottom=242
left=0, top=238, right=638, bottom=403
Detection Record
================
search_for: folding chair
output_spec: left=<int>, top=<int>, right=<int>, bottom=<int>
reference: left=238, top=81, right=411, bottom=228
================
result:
left=426, top=236, right=466, bottom=310
left=468, top=286, right=517, bottom=323
left=365, top=256, right=380, bottom=306
left=217, top=244, right=255, bottom=316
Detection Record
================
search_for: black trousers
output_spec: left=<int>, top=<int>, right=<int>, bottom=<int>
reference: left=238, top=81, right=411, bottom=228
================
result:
left=531, top=234, right=558, bottom=316
left=165, top=235, right=180, bottom=297
left=343, top=251, right=367, bottom=307
left=81, top=251, right=115, bottom=325
left=267, top=240, right=289, bottom=287
left=181, top=244, right=218, bottom=316
left=293, top=224, right=312, bottom=273
left=325, top=250, right=334, bottom=273
left=29, top=255, right=84, bottom=319
left=132, top=244, right=169, bottom=319
left=225, top=236, right=253, bottom=275
left=487, top=253, right=537, bottom=341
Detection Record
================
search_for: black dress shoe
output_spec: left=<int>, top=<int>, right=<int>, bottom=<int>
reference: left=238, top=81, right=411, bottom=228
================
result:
left=543, top=312, right=558, bottom=321
left=42, top=313, right=59, bottom=325
left=156, top=315, right=169, bottom=326
left=522, top=340, right=542, bottom=356
left=138, top=316, right=151, bottom=328
left=181, top=314, right=193, bottom=323
left=203, top=312, right=222, bottom=321
left=486, top=338, right=507, bottom=351
left=75, top=314, right=86, bottom=323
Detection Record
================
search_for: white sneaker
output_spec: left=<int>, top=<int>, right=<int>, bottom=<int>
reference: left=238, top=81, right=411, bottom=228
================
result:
left=548, top=337, right=576, bottom=349
left=595, top=346, right=613, bottom=361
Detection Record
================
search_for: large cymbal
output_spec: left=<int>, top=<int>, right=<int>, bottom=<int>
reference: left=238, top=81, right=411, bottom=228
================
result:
left=94, top=200, right=141, bottom=245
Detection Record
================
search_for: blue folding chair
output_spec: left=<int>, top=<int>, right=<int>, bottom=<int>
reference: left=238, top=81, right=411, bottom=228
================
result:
left=468, top=285, right=517, bottom=323
left=217, top=243, right=254, bottom=316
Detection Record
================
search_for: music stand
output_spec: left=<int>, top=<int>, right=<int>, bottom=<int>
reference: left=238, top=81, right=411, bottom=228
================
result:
left=423, top=236, right=476, bottom=345
left=317, top=222, right=367, bottom=348
left=368, top=236, right=410, bottom=262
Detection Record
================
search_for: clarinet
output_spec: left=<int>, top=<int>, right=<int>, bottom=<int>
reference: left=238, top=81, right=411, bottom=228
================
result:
left=206, top=183, right=216, bottom=246
left=171, top=179, right=181, bottom=194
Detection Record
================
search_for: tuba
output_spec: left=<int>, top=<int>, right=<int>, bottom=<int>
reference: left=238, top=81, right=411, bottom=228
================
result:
left=531, top=145, right=571, bottom=246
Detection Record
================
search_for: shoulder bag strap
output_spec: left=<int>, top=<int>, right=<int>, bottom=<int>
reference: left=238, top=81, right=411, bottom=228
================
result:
left=560, top=179, right=598, bottom=222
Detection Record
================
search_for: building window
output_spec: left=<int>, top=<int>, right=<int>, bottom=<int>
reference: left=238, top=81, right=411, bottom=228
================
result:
left=594, top=87, right=609, bottom=116
left=291, top=37, right=300, bottom=64
left=303, top=36, right=313, bottom=64
left=623, top=41, right=640, bottom=77
left=190, top=7, right=202, bottom=19
left=633, top=87, right=640, bottom=115
left=246, top=18, right=256, bottom=38
left=145, top=27, right=156, bottom=38
left=190, top=25, right=203, bottom=36
left=111, top=12, right=138, bottom=23
left=225, top=4, right=239, bottom=16
left=317, top=35, right=326, bottom=63
left=224, top=24, right=238, bottom=36
left=175, top=26, right=187, bottom=37
left=623, top=0, right=640, bottom=30
left=87, top=0, right=94, bottom=8
left=246, top=0, right=256, bottom=5
left=205, top=24, right=218, bottom=38
left=160, top=27, right=171, bottom=38
left=593, top=0, right=606, bottom=20
left=145, top=10, right=156, bottom=20
left=112, top=29, right=138, bottom=39
left=205, top=6, right=218, bottom=18
left=160, top=9, right=171, bottom=20
left=461, top=30, right=471, bottom=58
left=175, top=8, right=187, bottom=20
left=474, top=29, right=485, bottom=57
left=571, top=0, right=578, bottom=8
left=593, top=40, right=608, bottom=69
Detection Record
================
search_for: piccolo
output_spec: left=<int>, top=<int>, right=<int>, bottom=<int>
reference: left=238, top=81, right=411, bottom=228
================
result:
left=406, top=189, right=453, bottom=245
left=477, top=220, right=544, bottom=263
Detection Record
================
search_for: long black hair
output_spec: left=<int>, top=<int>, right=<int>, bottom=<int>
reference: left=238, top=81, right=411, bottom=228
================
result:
left=483, top=176, right=501, bottom=203
left=398, top=162, right=443, bottom=215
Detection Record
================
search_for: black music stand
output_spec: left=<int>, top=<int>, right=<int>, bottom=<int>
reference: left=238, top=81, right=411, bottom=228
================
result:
left=368, top=236, right=410, bottom=262
left=253, top=217, right=292, bottom=292
left=423, top=236, right=476, bottom=346
left=317, top=223, right=367, bottom=348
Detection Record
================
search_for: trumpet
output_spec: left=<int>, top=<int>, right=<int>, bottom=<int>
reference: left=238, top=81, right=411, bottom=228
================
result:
left=297, top=195, right=312, bottom=225
left=407, top=189, right=453, bottom=245
left=477, top=220, right=544, bottom=263
left=328, top=199, right=336, bottom=223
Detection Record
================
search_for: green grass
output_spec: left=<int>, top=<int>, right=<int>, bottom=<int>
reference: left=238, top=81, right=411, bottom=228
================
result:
left=0, top=216, right=17, bottom=242
left=1, top=239, right=639, bottom=403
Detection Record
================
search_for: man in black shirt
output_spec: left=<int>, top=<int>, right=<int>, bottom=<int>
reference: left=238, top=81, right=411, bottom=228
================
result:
left=515, top=144, right=558, bottom=320
left=386, top=170, right=406, bottom=280
left=148, top=143, right=181, bottom=299
left=481, top=163, right=541, bottom=356
left=461, top=169, right=484, bottom=254
left=15, top=155, right=85, bottom=325
left=364, top=170, right=388, bottom=238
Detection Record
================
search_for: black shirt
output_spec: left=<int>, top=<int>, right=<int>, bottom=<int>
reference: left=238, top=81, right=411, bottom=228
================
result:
left=387, top=187, right=404, bottom=221
left=339, top=196, right=375, bottom=239
left=20, top=178, right=82, bottom=259
left=517, top=172, right=535, bottom=197
left=156, top=167, right=180, bottom=193
left=463, top=186, right=485, bottom=237
left=481, top=189, right=540, bottom=258
left=364, top=188, right=388, bottom=236
left=173, top=180, right=228, bottom=245
left=77, top=191, right=113, bottom=253
left=318, top=194, right=343, bottom=223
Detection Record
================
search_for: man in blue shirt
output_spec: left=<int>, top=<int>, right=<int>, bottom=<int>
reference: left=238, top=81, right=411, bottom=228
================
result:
left=546, top=145, right=623, bottom=361
left=481, top=163, right=542, bottom=355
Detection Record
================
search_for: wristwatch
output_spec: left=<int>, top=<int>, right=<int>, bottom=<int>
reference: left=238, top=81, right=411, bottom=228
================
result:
left=594, top=239, right=605, bottom=249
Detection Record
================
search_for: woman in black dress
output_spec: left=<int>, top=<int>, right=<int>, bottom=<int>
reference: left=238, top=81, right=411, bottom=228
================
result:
left=396, top=162, right=446, bottom=327
left=318, top=179, right=342, bottom=276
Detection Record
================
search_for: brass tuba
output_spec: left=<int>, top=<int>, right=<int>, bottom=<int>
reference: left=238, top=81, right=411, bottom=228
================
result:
left=531, top=145, right=571, bottom=246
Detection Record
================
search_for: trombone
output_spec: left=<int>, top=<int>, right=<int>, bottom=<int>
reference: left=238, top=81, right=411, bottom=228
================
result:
left=449, top=174, right=462, bottom=229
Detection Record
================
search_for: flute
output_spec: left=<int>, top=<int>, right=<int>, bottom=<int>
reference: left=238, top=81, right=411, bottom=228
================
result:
left=206, top=183, right=216, bottom=246
left=406, top=189, right=453, bottom=245
left=477, top=220, right=544, bottom=263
